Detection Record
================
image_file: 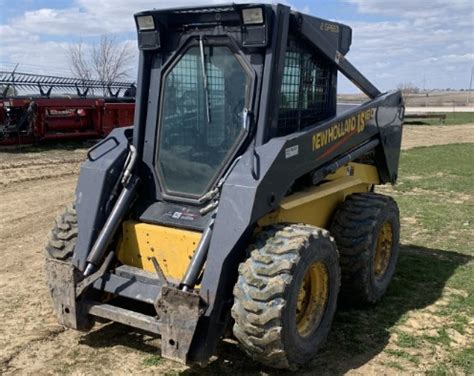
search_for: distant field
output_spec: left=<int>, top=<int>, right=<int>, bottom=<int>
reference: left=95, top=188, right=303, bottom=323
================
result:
left=339, top=91, right=473, bottom=107
left=405, top=112, right=474, bottom=125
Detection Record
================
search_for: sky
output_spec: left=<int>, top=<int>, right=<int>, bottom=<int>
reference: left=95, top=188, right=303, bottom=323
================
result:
left=0, top=0, right=473, bottom=93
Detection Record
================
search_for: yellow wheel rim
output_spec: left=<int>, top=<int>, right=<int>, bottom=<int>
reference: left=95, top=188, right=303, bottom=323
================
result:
left=296, top=262, right=329, bottom=337
left=373, top=221, right=393, bottom=279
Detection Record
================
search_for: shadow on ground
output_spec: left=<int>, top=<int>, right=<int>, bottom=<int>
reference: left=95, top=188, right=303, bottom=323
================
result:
left=79, top=244, right=472, bottom=375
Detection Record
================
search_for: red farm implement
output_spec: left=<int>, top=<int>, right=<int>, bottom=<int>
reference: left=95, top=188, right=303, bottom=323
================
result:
left=0, top=71, right=136, bottom=146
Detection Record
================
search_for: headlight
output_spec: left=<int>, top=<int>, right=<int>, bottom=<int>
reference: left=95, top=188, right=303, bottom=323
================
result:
left=242, top=8, right=264, bottom=25
left=136, top=15, right=155, bottom=31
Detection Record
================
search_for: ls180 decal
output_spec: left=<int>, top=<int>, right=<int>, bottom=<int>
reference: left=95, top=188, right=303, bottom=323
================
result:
left=312, top=108, right=375, bottom=151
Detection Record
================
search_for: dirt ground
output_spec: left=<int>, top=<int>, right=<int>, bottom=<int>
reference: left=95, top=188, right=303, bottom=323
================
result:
left=0, top=125, right=472, bottom=375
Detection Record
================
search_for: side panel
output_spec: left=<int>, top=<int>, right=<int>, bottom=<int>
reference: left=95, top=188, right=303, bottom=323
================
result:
left=73, top=127, right=132, bottom=271
left=258, top=163, right=380, bottom=229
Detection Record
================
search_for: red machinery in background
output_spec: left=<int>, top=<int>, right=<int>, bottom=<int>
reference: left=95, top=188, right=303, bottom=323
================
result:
left=0, top=71, right=136, bottom=146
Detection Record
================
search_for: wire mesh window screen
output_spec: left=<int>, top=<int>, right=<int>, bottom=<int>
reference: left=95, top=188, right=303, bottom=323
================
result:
left=278, top=42, right=331, bottom=135
left=163, top=50, right=227, bottom=142
left=158, top=45, right=250, bottom=197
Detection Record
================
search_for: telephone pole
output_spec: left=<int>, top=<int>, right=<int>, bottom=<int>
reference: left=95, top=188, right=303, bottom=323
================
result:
left=468, top=66, right=473, bottom=105
left=423, top=75, right=428, bottom=107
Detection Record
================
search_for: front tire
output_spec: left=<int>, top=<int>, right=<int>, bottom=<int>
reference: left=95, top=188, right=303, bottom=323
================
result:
left=231, top=224, right=340, bottom=369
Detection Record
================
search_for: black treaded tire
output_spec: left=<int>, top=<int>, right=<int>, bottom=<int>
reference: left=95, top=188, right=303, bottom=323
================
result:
left=45, top=204, right=99, bottom=330
left=330, top=192, right=400, bottom=306
left=46, top=204, right=78, bottom=260
left=231, top=224, right=340, bottom=370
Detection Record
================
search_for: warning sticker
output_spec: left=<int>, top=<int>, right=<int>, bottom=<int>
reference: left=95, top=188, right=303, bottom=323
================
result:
left=285, top=145, right=299, bottom=159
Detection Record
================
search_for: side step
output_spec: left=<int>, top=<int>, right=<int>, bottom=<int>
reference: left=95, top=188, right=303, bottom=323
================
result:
left=85, top=303, right=162, bottom=334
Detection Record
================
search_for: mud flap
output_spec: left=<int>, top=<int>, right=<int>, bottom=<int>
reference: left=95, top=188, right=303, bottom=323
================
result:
left=45, top=258, right=92, bottom=331
left=155, top=286, right=201, bottom=363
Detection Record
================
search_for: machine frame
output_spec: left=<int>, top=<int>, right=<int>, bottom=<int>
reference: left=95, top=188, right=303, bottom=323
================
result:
left=46, top=3, right=404, bottom=366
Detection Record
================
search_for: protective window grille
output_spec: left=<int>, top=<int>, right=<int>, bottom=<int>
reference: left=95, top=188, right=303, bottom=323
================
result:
left=158, top=45, right=250, bottom=197
left=278, top=44, right=331, bottom=135
left=165, top=50, right=226, bottom=145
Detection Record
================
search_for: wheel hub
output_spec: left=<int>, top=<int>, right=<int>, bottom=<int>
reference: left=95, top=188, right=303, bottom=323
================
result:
left=373, top=221, right=393, bottom=279
left=296, top=262, right=329, bottom=337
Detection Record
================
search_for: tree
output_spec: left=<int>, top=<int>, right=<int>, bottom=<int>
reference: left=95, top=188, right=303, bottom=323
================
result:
left=397, top=82, right=420, bottom=105
left=0, top=85, right=18, bottom=97
left=69, top=41, right=93, bottom=82
left=68, top=35, right=134, bottom=93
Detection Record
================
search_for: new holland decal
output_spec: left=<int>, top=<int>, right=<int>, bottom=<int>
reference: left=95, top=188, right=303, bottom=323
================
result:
left=312, top=108, right=376, bottom=152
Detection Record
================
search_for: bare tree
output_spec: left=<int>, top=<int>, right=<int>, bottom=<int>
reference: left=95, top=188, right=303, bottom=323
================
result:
left=68, top=36, right=134, bottom=94
left=91, top=36, right=133, bottom=83
left=69, top=40, right=93, bottom=82
left=397, top=82, right=420, bottom=105
left=0, top=85, right=17, bottom=97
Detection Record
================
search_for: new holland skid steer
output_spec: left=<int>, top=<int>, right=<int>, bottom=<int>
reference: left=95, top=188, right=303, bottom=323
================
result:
left=45, top=3, right=404, bottom=369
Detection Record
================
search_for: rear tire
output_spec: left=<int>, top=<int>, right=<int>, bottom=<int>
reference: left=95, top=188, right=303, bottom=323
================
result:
left=45, top=204, right=96, bottom=330
left=330, top=192, right=400, bottom=306
left=231, top=224, right=340, bottom=369
left=46, top=204, right=78, bottom=261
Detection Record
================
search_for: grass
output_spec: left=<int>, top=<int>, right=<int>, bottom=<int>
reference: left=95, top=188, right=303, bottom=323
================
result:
left=395, top=143, right=474, bottom=195
left=380, top=143, right=474, bottom=253
left=396, top=332, right=423, bottom=348
left=427, top=347, right=474, bottom=375
left=385, top=349, right=420, bottom=364
left=423, top=328, right=452, bottom=347
left=452, top=346, right=474, bottom=374
left=405, top=112, right=473, bottom=125
left=383, top=360, right=405, bottom=371
left=143, top=355, right=162, bottom=367
left=375, top=143, right=474, bottom=374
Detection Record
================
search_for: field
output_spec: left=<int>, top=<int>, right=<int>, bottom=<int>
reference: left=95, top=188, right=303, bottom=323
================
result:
left=405, top=112, right=474, bottom=126
left=339, top=91, right=473, bottom=107
left=1, top=125, right=473, bottom=375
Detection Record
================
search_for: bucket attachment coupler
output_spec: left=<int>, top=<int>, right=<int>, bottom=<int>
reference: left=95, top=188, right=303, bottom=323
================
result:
left=155, top=286, right=201, bottom=363
left=48, top=255, right=202, bottom=364
left=45, top=258, right=93, bottom=331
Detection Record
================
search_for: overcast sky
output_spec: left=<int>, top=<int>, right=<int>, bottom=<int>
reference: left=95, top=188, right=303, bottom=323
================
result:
left=0, top=0, right=472, bottom=93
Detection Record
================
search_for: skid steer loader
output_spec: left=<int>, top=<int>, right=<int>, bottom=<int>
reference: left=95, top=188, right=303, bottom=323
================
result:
left=45, top=3, right=404, bottom=369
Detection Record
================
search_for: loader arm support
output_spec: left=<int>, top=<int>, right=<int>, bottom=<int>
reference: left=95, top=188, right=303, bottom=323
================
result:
left=296, top=14, right=381, bottom=99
